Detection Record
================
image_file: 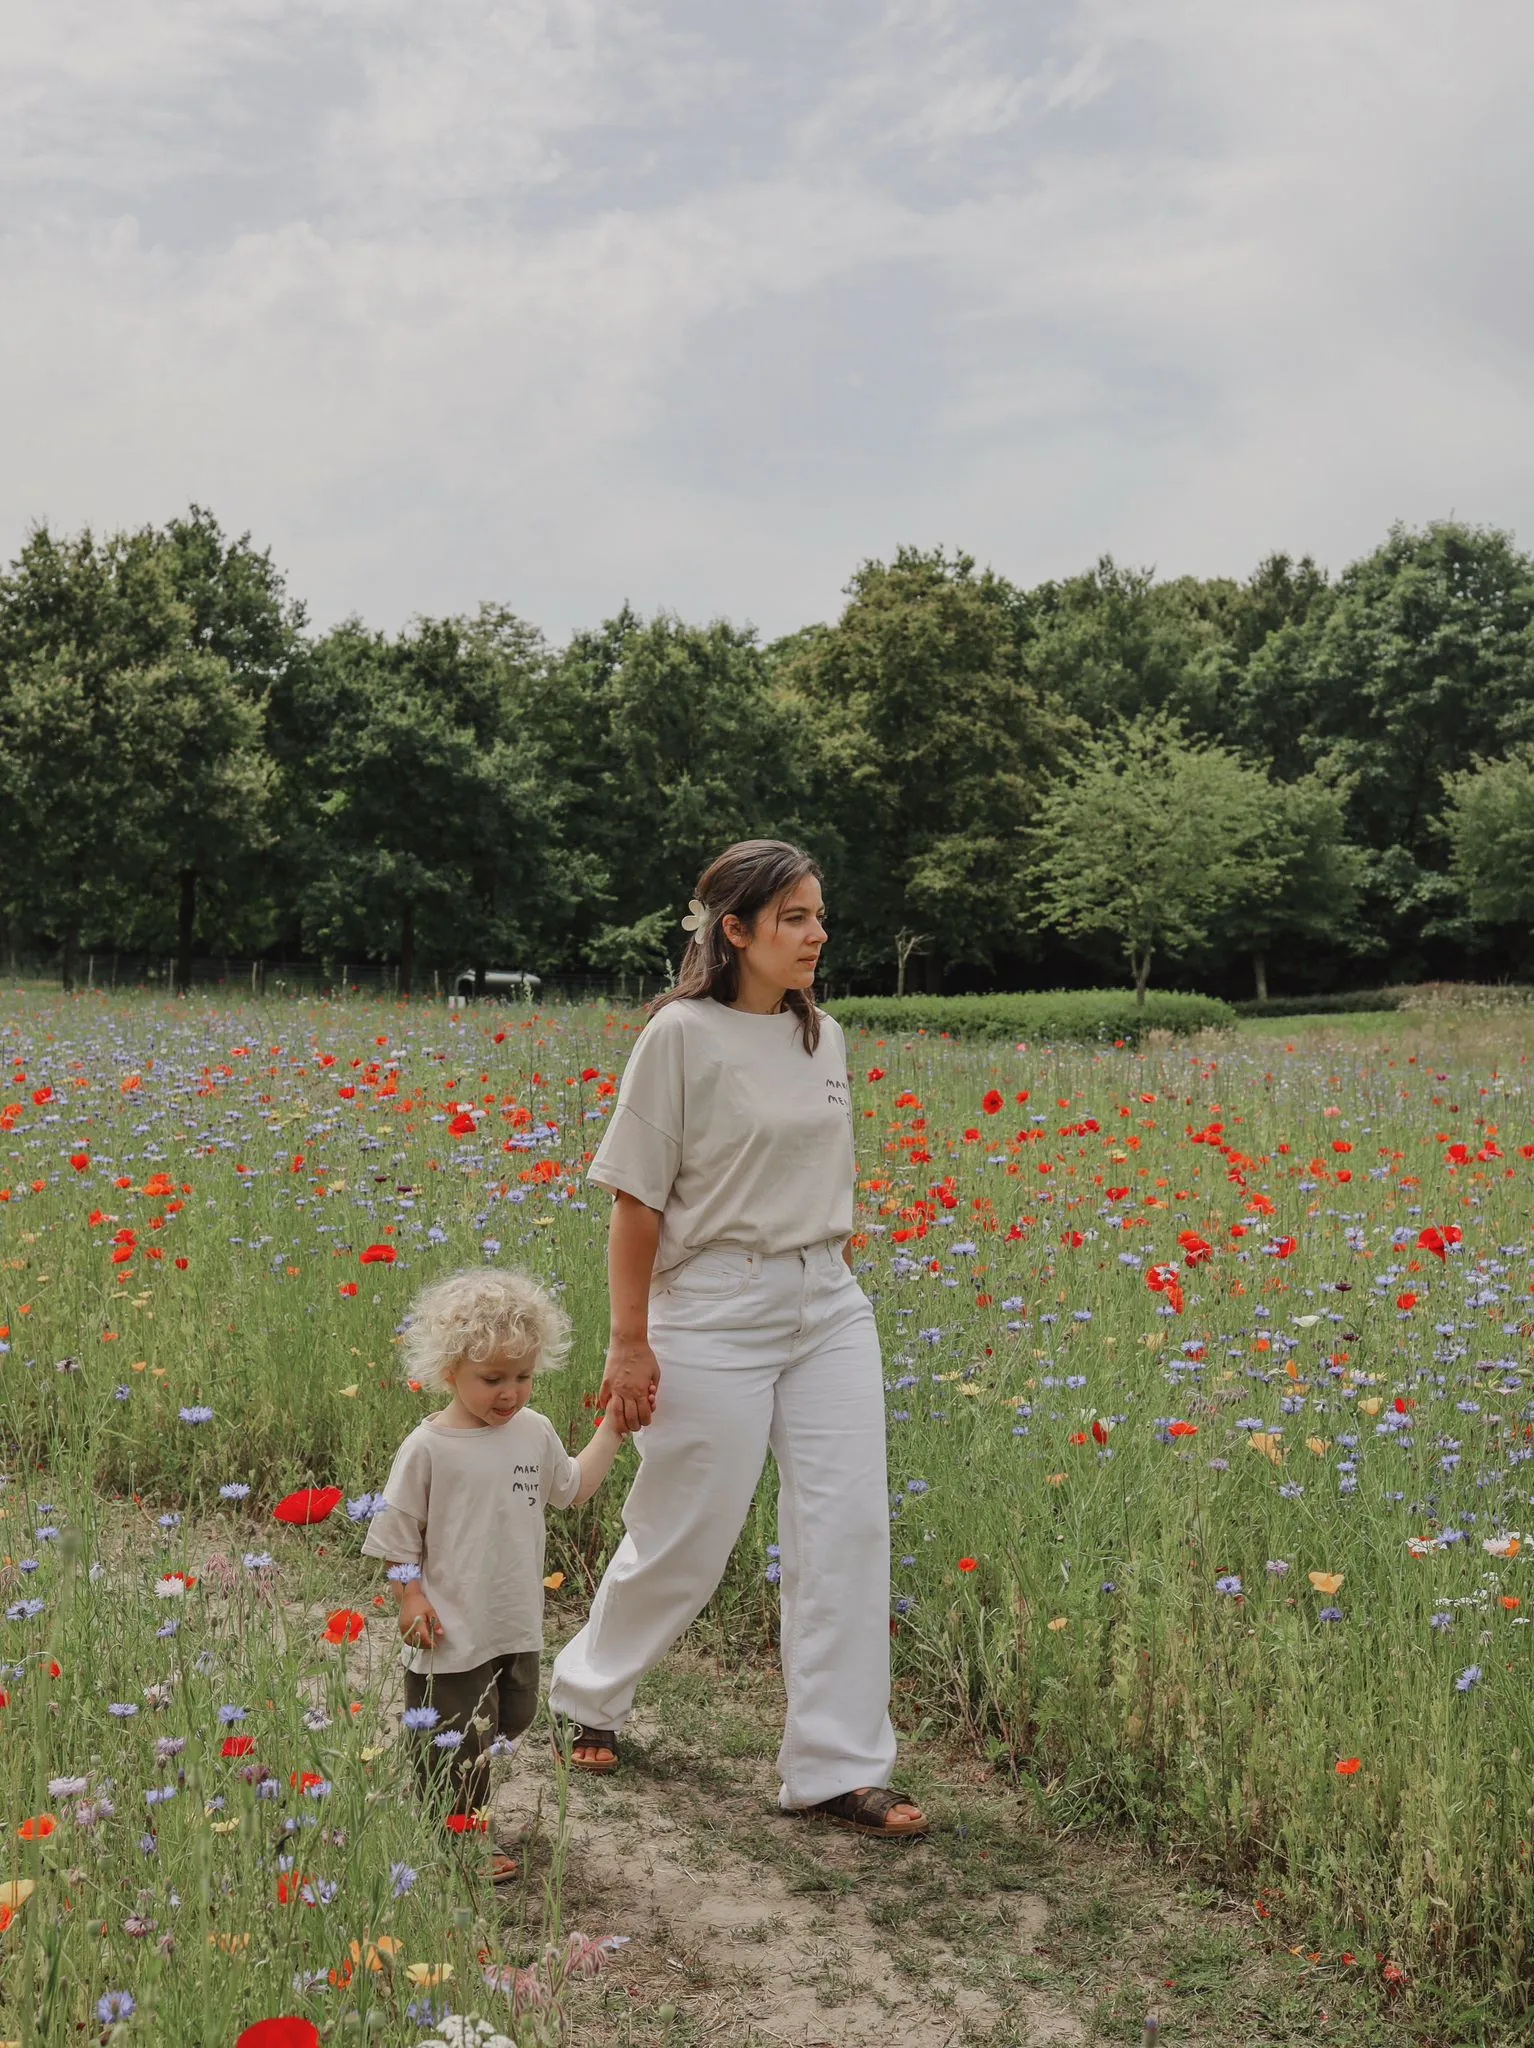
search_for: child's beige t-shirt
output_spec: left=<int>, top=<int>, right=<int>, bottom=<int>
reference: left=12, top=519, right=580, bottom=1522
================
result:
left=361, top=1408, right=581, bottom=1674
left=588, top=999, right=855, bottom=1279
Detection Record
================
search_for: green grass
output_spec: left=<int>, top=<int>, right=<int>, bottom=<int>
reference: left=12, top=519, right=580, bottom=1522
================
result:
left=2, top=987, right=1533, bottom=2036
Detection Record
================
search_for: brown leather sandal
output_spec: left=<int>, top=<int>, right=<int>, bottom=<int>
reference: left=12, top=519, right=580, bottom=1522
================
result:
left=795, top=1786, right=928, bottom=1838
left=551, top=1720, right=619, bottom=1775
left=491, top=1851, right=519, bottom=1884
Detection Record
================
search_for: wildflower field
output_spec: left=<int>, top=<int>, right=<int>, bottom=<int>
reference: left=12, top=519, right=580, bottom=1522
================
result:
left=3, top=989, right=1534, bottom=2040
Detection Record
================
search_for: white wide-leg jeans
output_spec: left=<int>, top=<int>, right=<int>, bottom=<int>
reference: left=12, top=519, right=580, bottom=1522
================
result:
left=550, top=1240, right=896, bottom=1809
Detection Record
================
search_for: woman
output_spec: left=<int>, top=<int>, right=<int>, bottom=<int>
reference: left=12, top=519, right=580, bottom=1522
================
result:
left=549, top=840, right=926, bottom=1837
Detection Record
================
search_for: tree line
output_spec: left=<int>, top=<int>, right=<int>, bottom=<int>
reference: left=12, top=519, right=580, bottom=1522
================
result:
left=1, top=507, right=1532, bottom=1003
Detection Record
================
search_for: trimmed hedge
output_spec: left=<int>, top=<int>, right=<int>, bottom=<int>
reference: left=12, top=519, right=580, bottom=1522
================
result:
left=824, top=988, right=1236, bottom=1045
left=1234, top=991, right=1402, bottom=1018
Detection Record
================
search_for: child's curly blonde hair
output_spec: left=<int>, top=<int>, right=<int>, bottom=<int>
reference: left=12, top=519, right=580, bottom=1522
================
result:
left=401, top=1268, right=570, bottom=1389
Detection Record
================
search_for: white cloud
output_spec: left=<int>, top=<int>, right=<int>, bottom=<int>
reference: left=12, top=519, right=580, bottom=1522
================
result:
left=2, top=0, right=1531, bottom=636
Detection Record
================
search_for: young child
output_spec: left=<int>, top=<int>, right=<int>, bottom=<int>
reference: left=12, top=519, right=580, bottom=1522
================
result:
left=362, top=1268, right=624, bottom=1877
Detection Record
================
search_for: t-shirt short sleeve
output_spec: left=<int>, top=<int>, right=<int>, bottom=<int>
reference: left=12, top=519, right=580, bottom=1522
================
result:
left=587, top=1011, right=684, bottom=1211
left=359, top=1433, right=430, bottom=1563
left=536, top=1413, right=583, bottom=1511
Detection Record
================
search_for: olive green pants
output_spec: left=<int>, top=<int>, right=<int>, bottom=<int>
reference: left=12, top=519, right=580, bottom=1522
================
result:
left=404, top=1651, right=540, bottom=1817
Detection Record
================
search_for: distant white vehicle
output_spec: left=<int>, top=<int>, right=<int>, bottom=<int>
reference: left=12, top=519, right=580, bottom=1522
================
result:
left=452, top=969, right=541, bottom=998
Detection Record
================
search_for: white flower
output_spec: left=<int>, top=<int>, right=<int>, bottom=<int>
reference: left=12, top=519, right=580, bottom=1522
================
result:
left=680, top=897, right=712, bottom=941
left=48, top=1775, right=89, bottom=1797
left=155, top=1575, right=188, bottom=1599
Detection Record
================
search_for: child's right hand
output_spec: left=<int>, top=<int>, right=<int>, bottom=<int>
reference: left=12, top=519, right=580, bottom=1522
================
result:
left=399, top=1589, right=445, bottom=1651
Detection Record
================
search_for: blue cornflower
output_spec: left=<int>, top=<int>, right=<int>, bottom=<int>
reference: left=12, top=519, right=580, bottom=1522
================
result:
left=1215, top=1575, right=1243, bottom=1596
left=179, top=1405, right=214, bottom=1424
left=242, top=1552, right=274, bottom=1571
left=1319, top=1606, right=1345, bottom=1623
left=764, top=1562, right=781, bottom=1584
left=1456, top=1665, right=1483, bottom=1692
left=386, top=1562, right=421, bottom=1583
left=96, top=1991, right=136, bottom=2024
left=402, top=1705, right=441, bottom=1731
left=431, top=1732, right=463, bottom=1752
left=217, top=1704, right=247, bottom=1725
left=1430, top=1611, right=1453, bottom=1630
left=108, top=1702, right=138, bottom=1718
left=391, top=1861, right=418, bottom=1897
left=905, top=1479, right=929, bottom=1496
left=219, top=1482, right=251, bottom=1501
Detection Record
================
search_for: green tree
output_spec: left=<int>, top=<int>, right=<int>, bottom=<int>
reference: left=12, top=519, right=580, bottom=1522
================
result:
left=1208, top=770, right=1369, bottom=1000
left=1030, top=718, right=1275, bottom=1003
left=525, top=611, right=816, bottom=967
left=1443, top=749, right=1534, bottom=946
left=0, top=522, right=273, bottom=989
left=778, top=547, right=1073, bottom=985
left=279, top=608, right=590, bottom=992
left=1228, top=522, right=1534, bottom=959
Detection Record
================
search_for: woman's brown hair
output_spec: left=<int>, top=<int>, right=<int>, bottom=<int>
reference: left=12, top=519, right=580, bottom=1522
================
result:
left=648, top=840, right=824, bottom=1053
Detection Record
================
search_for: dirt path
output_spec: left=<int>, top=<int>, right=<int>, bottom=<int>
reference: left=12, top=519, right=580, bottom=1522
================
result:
left=493, top=1651, right=1396, bottom=2048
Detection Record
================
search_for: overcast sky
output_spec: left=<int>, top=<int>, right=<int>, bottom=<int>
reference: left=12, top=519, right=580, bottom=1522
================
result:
left=5, top=1, right=1531, bottom=641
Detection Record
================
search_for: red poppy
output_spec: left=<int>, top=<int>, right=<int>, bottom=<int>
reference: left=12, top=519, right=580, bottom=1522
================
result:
left=16, top=1813, right=56, bottom=1839
left=31, top=1086, right=52, bottom=1106
left=444, top=1813, right=489, bottom=1834
left=1146, top=1264, right=1185, bottom=1314
left=69, top=1152, right=89, bottom=1172
left=1167, top=1421, right=1199, bottom=1439
left=1178, top=1230, right=1213, bottom=1267
left=338, top=1282, right=358, bottom=1297
left=447, top=1112, right=477, bottom=1137
left=1061, top=1230, right=1085, bottom=1249
left=1091, top=1418, right=1110, bottom=1446
left=222, top=1735, right=255, bottom=1758
left=867, top=1067, right=886, bottom=1082
left=323, top=1609, right=365, bottom=1645
left=982, top=1090, right=1003, bottom=1115
left=273, top=1486, right=344, bottom=1527
left=143, top=1173, right=176, bottom=1198
left=580, top=1067, right=600, bottom=1082
left=1335, top=1757, right=1361, bottom=1776
left=110, top=1247, right=134, bottom=1266
left=957, top=1557, right=978, bottom=1572
left=1270, top=1236, right=1298, bottom=1259
left=359, top=1245, right=396, bottom=1266
left=175, top=1257, right=189, bottom=1270
left=275, top=1870, right=310, bottom=1905
left=1397, top=1291, right=1417, bottom=1311
left=237, top=2021, right=321, bottom=2048
left=289, top=1770, right=327, bottom=1792
left=1331, top=1139, right=1353, bottom=1154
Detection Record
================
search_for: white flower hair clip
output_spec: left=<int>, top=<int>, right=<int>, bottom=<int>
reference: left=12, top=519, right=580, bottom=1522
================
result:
left=680, top=897, right=712, bottom=943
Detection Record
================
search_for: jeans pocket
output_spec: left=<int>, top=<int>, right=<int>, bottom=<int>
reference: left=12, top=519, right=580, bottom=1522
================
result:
left=660, top=1247, right=757, bottom=1302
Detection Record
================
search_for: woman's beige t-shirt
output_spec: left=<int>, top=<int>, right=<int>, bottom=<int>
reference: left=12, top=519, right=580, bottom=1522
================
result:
left=361, top=1407, right=581, bottom=1674
left=588, top=1000, right=855, bottom=1279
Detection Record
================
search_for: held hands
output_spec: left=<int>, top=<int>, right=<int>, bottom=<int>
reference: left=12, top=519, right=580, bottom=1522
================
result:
left=598, top=1332, right=660, bottom=1434
left=398, top=1586, right=445, bottom=1652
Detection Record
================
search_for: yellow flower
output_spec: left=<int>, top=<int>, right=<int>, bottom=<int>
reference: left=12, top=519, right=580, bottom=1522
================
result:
left=208, top=1932, right=250, bottom=1953
left=1047, top=1616, right=1069, bottom=1632
left=1357, top=1397, right=1382, bottom=1417
left=361, top=1743, right=390, bottom=1763
left=0, top=1879, right=35, bottom=1912
left=1308, top=1571, right=1344, bottom=1597
left=542, top=1571, right=565, bottom=1591
left=1250, top=1433, right=1284, bottom=1466
left=405, top=1963, right=455, bottom=1988
left=338, top=1384, right=359, bottom=1399
left=1306, top=1437, right=1330, bottom=1457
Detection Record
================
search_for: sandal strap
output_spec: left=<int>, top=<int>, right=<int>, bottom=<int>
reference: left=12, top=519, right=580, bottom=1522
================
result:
left=812, top=1786, right=916, bottom=1826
